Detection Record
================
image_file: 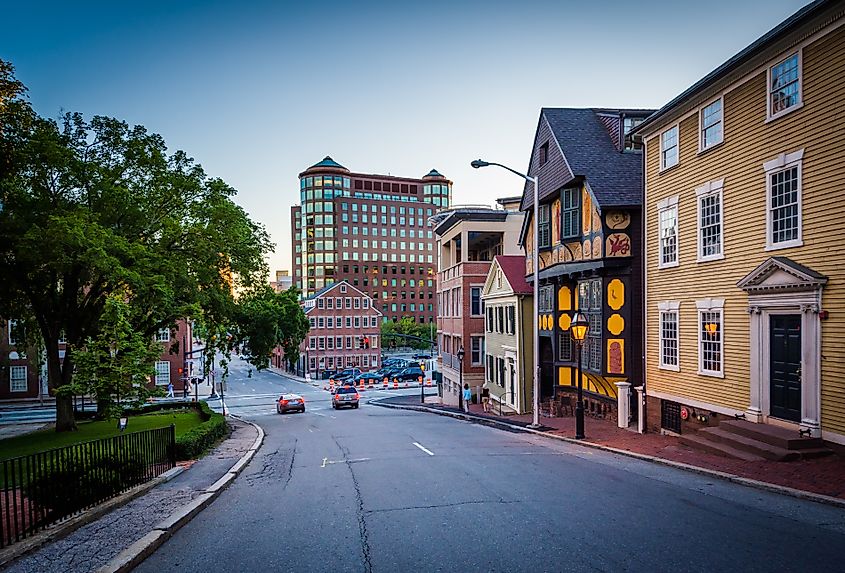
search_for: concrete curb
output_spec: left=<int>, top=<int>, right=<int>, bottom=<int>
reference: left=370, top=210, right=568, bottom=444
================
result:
left=0, top=467, right=185, bottom=570
left=371, top=399, right=845, bottom=509
left=95, top=416, right=266, bottom=573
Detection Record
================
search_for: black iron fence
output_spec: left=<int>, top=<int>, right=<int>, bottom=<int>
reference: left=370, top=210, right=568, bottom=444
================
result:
left=0, top=425, right=175, bottom=549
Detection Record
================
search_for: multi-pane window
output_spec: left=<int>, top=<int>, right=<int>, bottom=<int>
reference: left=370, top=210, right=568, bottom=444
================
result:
left=7, top=320, right=21, bottom=346
left=697, top=182, right=723, bottom=261
left=486, top=307, right=494, bottom=332
left=699, top=310, right=723, bottom=375
left=659, top=200, right=678, bottom=268
left=471, top=336, right=484, bottom=366
left=623, top=117, right=644, bottom=151
left=660, top=311, right=679, bottom=369
left=769, top=53, right=800, bottom=118
left=506, top=306, right=515, bottom=335
left=558, top=333, right=572, bottom=362
left=538, top=204, right=551, bottom=247
left=10, top=366, right=27, bottom=392
left=561, top=187, right=580, bottom=240
left=470, top=287, right=483, bottom=316
left=768, top=165, right=801, bottom=247
left=700, top=98, right=723, bottom=150
left=578, top=279, right=603, bottom=372
left=538, top=286, right=554, bottom=313
left=155, top=329, right=170, bottom=342
left=155, top=361, right=170, bottom=386
left=660, top=126, right=679, bottom=170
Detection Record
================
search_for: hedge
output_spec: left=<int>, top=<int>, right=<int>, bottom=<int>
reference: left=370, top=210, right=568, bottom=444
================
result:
left=174, top=401, right=228, bottom=460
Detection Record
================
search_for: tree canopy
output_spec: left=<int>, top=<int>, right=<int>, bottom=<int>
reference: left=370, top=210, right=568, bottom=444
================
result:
left=0, top=59, right=273, bottom=431
left=235, top=286, right=310, bottom=371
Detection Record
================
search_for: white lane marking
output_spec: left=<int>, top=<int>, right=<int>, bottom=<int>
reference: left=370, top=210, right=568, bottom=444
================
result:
left=308, top=428, right=313, bottom=433
left=321, top=457, right=370, bottom=468
left=413, top=442, right=434, bottom=456
left=321, top=457, right=328, bottom=468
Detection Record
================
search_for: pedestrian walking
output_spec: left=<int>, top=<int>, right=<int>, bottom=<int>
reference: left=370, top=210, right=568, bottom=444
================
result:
left=462, top=383, right=471, bottom=413
left=166, top=381, right=175, bottom=398
left=481, top=386, right=490, bottom=413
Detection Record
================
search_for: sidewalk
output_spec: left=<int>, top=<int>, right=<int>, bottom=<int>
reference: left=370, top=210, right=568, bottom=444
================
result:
left=3, top=417, right=261, bottom=573
left=378, top=395, right=845, bottom=502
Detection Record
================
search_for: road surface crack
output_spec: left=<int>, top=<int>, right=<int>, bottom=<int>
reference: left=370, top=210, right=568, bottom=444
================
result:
left=334, top=437, right=373, bottom=573
left=365, top=499, right=523, bottom=515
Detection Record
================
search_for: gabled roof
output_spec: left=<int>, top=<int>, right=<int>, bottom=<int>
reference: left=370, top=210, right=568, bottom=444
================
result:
left=737, top=256, right=827, bottom=293
left=495, top=255, right=531, bottom=295
left=539, top=108, right=650, bottom=208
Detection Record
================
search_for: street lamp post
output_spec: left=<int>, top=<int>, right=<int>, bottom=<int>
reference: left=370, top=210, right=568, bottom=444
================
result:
left=457, top=346, right=465, bottom=411
left=471, top=159, right=541, bottom=428
left=570, top=311, right=589, bottom=439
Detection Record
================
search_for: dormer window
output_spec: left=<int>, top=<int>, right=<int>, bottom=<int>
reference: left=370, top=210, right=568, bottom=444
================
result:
left=623, top=117, right=644, bottom=151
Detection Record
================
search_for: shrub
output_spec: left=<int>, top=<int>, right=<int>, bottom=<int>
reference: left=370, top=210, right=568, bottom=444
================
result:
left=174, top=401, right=228, bottom=460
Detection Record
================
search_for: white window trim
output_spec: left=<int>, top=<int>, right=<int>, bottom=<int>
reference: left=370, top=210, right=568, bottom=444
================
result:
left=657, top=301, right=681, bottom=372
left=764, top=149, right=804, bottom=251
left=10, top=365, right=27, bottom=393
left=696, top=299, right=725, bottom=378
left=155, top=361, right=170, bottom=386
left=8, top=320, right=19, bottom=346
left=659, top=124, right=680, bottom=172
left=766, top=49, right=804, bottom=123
left=698, top=96, right=724, bottom=153
left=695, top=179, right=725, bottom=263
left=657, top=195, right=680, bottom=270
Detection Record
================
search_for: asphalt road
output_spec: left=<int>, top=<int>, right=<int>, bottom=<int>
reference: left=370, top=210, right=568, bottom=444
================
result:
left=138, top=360, right=845, bottom=573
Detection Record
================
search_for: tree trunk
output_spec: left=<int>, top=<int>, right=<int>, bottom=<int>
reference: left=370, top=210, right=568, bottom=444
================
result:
left=46, top=339, right=77, bottom=432
left=55, top=394, right=77, bottom=432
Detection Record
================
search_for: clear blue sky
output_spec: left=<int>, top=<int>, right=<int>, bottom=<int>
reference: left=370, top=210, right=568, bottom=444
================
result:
left=3, top=0, right=809, bottom=276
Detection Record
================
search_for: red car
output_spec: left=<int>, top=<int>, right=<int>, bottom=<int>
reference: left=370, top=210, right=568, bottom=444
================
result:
left=277, top=393, right=306, bottom=414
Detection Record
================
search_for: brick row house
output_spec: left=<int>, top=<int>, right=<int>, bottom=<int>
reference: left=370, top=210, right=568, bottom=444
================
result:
left=634, top=0, right=845, bottom=446
left=433, top=199, right=525, bottom=407
left=1, top=317, right=194, bottom=401
left=518, top=107, right=652, bottom=419
left=295, top=281, right=382, bottom=378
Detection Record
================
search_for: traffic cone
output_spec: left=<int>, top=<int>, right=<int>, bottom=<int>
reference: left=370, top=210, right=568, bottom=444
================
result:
left=383, top=377, right=388, bottom=389
left=393, top=378, right=399, bottom=389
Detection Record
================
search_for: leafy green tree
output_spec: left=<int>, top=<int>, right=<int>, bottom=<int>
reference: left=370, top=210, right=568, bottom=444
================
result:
left=72, top=294, right=164, bottom=418
left=0, top=59, right=270, bottom=431
left=235, top=286, right=309, bottom=371
left=380, top=317, right=435, bottom=350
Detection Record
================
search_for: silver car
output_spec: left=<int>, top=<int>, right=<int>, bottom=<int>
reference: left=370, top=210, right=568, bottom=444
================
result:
left=277, top=393, right=306, bottom=414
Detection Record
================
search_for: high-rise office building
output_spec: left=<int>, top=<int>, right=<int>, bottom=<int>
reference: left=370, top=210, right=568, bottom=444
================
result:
left=291, top=157, right=452, bottom=323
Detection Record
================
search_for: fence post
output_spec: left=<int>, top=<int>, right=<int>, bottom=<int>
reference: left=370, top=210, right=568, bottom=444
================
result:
left=169, top=424, right=177, bottom=468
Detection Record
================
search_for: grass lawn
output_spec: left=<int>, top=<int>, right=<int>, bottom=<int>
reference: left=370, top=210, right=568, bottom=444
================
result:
left=0, top=409, right=205, bottom=462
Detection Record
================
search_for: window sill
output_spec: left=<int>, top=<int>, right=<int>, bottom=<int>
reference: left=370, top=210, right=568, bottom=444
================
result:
left=658, top=261, right=680, bottom=270
left=658, top=364, right=680, bottom=372
left=765, top=101, right=804, bottom=124
left=658, top=162, right=681, bottom=175
left=765, top=240, right=803, bottom=252
left=697, top=254, right=725, bottom=263
left=697, top=369, right=725, bottom=379
left=697, top=140, right=724, bottom=156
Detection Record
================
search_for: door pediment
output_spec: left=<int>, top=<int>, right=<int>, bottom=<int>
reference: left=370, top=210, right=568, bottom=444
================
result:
left=737, top=256, right=827, bottom=294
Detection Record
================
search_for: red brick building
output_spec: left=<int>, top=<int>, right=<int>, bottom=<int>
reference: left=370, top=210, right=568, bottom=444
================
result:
left=291, top=157, right=451, bottom=324
left=0, top=317, right=194, bottom=401
left=432, top=200, right=525, bottom=406
left=296, top=281, right=382, bottom=378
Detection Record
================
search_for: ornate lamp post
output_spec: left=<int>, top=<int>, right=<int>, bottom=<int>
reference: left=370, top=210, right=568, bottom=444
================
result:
left=570, top=311, right=589, bottom=439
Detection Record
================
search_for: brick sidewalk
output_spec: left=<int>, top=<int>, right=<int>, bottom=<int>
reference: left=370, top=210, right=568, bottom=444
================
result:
left=394, top=396, right=845, bottom=500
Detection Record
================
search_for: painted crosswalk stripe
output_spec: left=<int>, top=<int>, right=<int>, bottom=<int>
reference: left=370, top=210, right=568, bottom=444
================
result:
left=413, top=442, right=434, bottom=456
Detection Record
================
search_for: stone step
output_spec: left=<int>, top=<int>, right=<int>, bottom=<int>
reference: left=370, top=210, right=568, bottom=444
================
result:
left=679, top=433, right=767, bottom=462
left=720, top=419, right=824, bottom=450
left=697, top=427, right=800, bottom=461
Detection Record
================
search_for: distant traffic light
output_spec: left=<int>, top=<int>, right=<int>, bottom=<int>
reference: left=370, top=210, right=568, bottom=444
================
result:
left=363, top=336, right=370, bottom=349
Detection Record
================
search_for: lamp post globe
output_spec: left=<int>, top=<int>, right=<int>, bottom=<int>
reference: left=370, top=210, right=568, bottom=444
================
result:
left=570, top=311, right=589, bottom=439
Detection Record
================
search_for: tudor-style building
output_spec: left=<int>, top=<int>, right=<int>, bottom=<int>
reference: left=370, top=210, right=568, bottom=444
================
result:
left=634, top=0, right=845, bottom=446
left=519, top=107, right=653, bottom=417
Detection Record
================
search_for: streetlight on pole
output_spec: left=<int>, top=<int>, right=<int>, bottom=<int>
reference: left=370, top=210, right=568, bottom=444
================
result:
left=471, top=159, right=541, bottom=428
left=457, top=346, right=465, bottom=411
left=570, top=311, right=589, bottom=439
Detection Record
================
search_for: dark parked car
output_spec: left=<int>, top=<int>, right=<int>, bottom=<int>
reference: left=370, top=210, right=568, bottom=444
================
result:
left=276, top=393, right=305, bottom=414
left=332, top=386, right=360, bottom=409
left=333, top=368, right=361, bottom=382
left=412, top=353, right=431, bottom=360
left=396, top=367, right=425, bottom=382
left=353, top=372, right=382, bottom=385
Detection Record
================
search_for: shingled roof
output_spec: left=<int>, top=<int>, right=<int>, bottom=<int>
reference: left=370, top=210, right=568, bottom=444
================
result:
left=541, top=108, right=650, bottom=208
left=495, top=255, right=531, bottom=295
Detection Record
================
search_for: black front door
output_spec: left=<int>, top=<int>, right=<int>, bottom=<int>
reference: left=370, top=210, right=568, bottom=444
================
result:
left=539, top=337, right=554, bottom=400
left=770, top=314, right=801, bottom=422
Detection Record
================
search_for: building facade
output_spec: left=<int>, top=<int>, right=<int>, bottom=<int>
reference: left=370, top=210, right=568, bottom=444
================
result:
left=434, top=199, right=525, bottom=407
left=481, top=255, right=534, bottom=414
left=297, top=281, right=382, bottom=378
left=635, top=0, right=845, bottom=444
left=271, top=270, right=293, bottom=292
left=519, top=107, right=652, bottom=418
left=291, top=157, right=451, bottom=324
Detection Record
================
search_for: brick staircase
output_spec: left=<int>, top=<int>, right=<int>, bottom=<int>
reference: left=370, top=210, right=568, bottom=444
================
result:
left=679, top=419, right=832, bottom=462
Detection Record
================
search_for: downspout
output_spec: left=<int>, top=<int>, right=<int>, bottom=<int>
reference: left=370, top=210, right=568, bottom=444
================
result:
left=638, top=132, right=648, bottom=433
